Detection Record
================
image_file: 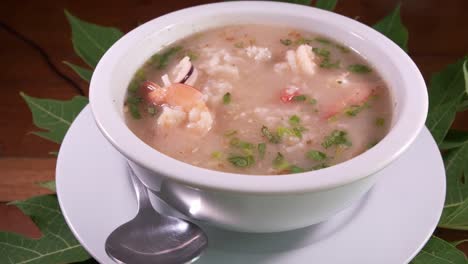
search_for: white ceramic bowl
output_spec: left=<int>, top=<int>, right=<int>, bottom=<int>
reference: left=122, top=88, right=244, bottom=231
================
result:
left=90, top=1, right=428, bottom=232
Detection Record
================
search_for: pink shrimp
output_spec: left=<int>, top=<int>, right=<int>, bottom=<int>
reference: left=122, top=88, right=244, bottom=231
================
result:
left=322, top=83, right=375, bottom=119
left=142, top=81, right=213, bottom=134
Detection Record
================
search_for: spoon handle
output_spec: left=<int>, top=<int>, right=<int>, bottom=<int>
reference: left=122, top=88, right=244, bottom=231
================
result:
left=128, top=164, right=154, bottom=211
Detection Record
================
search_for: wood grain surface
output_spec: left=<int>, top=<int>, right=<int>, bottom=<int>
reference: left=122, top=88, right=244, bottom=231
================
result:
left=0, top=0, right=467, bottom=256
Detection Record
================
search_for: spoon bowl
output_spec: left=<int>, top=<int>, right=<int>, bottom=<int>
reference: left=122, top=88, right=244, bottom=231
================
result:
left=105, top=165, right=208, bottom=264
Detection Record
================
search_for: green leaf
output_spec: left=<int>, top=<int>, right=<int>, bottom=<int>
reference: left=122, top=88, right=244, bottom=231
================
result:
left=65, top=10, right=123, bottom=67
left=315, top=0, right=337, bottom=11
left=372, top=4, right=409, bottom=51
left=0, top=195, right=90, bottom=263
left=451, top=239, right=468, bottom=247
left=20, top=92, right=88, bottom=144
left=426, top=58, right=467, bottom=145
left=440, top=130, right=468, bottom=150
left=64, top=62, right=93, bottom=82
left=410, top=236, right=467, bottom=263
left=458, top=99, right=468, bottom=112
left=442, top=143, right=468, bottom=208
left=37, top=181, right=56, bottom=192
left=464, top=61, right=468, bottom=96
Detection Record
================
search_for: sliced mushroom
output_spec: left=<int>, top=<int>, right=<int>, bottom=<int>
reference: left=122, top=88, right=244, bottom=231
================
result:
left=172, top=56, right=198, bottom=86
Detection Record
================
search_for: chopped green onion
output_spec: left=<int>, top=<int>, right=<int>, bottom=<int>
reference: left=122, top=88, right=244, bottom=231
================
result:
left=224, top=130, right=238, bottom=137
left=150, top=46, right=183, bottom=70
left=289, top=115, right=301, bottom=126
left=230, top=137, right=254, bottom=150
left=147, top=106, right=157, bottom=116
left=348, top=64, right=372, bottom=73
left=277, top=126, right=294, bottom=138
left=258, top=143, right=266, bottom=159
left=128, top=104, right=141, bottom=119
left=308, top=98, right=317, bottom=105
left=292, top=95, right=307, bottom=101
left=375, top=117, right=385, bottom=127
left=228, top=155, right=255, bottom=168
left=306, top=150, right=327, bottom=161
left=320, top=59, right=341, bottom=69
left=261, top=126, right=281, bottom=144
left=292, top=127, right=304, bottom=139
left=273, top=152, right=290, bottom=170
left=280, top=39, right=292, bottom=46
left=335, top=44, right=350, bottom=53
left=322, top=130, right=351, bottom=148
left=211, top=151, right=223, bottom=159
left=295, top=38, right=313, bottom=45
left=223, top=92, right=232, bottom=105
left=289, top=166, right=305, bottom=173
left=314, top=37, right=332, bottom=44
left=312, top=47, right=330, bottom=58
left=345, top=102, right=369, bottom=117
left=312, top=163, right=329, bottom=170
left=234, top=42, right=245, bottom=48
left=126, top=96, right=142, bottom=105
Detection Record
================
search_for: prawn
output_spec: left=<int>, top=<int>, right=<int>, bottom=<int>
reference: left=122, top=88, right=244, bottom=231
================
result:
left=322, top=82, right=375, bottom=119
left=141, top=81, right=213, bottom=135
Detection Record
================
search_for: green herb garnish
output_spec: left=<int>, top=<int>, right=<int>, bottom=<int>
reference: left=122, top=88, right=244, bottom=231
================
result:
left=224, top=130, right=238, bottom=137
left=322, top=130, right=351, bottom=148
left=292, top=95, right=307, bottom=101
left=280, top=39, right=292, bottom=46
left=289, top=115, right=301, bottom=126
left=149, top=46, right=183, bottom=70
left=348, top=64, right=372, bottom=73
left=308, top=98, right=318, bottom=105
left=375, top=117, right=385, bottom=127
left=234, top=42, right=245, bottom=48
left=126, top=96, right=142, bottom=105
left=306, top=150, right=327, bottom=161
left=295, top=37, right=313, bottom=45
left=292, top=127, right=305, bottom=139
left=211, top=151, right=223, bottom=159
left=258, top=143, right=266, bottom=159
left=345, top=102, right=369, bottom=116
left=312, top=163, right=329, bottom=170
left=273, top=152, right=290, bottom=170
left=315, top=37, right=332, bottom=44
left=335, top=44, right=350, bottom=53
left=320, top=59, right=341, bottom=69
left=128, top=103, right=141, bottom=119
left=228, top=155, right=255, bottom=168
left=289, top=166, right=305, bottom=173
left=147, top=106, right=157, bottom=116
left=223, top=92, right=231, bottom=105
left=276, top=126, right=294, bottom=138
left=230, top=137, right=254, bottom=150
left=261, top=126, right=281, bottom=144
left=312, top=47, right=330, bottom=57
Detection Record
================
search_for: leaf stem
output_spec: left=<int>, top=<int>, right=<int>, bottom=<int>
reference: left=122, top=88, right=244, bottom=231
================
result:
left=0, top=21, right=85, bottom=96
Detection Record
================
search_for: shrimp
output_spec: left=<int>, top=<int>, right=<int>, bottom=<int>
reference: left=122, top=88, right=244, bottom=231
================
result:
left=143, top=81, right=213, bottom=135
left=322, top=82, right=375, bottom=119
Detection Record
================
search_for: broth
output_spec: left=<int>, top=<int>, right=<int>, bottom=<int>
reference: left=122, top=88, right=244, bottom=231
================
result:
left=124, top=25, right=392, bottom=175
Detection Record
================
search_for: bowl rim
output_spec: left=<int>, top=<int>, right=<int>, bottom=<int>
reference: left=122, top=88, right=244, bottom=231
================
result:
left=90, top=1, right=428, bottom=194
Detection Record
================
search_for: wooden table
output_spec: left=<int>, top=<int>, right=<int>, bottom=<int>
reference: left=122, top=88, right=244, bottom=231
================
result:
left=1, top=0, right=467, bottom=257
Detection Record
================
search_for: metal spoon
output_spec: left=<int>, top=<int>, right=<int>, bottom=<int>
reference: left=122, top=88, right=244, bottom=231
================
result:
left=105, top=165, right=208, bottom=264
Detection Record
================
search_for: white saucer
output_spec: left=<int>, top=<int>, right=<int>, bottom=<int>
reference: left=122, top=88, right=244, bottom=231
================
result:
left=57, top=107, right=446, bottom=264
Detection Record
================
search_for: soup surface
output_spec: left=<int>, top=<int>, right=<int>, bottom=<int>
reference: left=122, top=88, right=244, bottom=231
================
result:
left=124, top=25, right=392, bottom=175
